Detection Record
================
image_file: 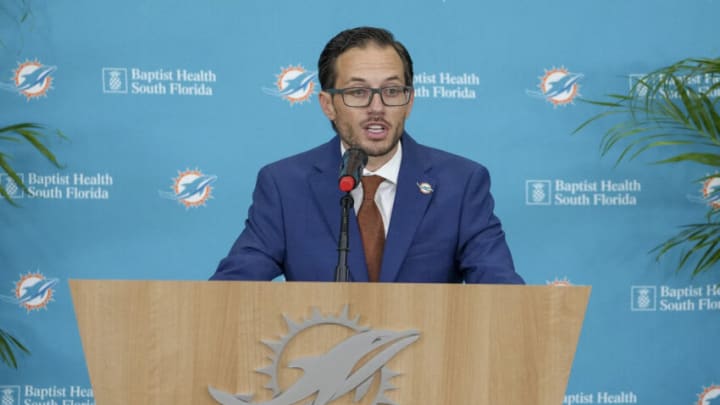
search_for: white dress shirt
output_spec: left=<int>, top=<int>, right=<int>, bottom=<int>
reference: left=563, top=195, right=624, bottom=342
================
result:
left=340, top=141, right=402, bottom=236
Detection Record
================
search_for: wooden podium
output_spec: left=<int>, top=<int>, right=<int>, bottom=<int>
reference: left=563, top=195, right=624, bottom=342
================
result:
left=69, top=280, right=589, bottom=405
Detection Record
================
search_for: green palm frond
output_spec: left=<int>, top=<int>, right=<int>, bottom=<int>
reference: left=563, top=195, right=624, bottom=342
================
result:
left=0, top=122, right=65, bottom=206
left=0, top=328, right=30, bottom=369
left=576, top=57, right=720, bottom=277
left=575, top=58, right=720, bottom=167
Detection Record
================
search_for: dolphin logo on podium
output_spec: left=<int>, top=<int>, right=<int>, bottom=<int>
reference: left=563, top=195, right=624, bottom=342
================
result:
left=208, top=306, right=420, bottom=405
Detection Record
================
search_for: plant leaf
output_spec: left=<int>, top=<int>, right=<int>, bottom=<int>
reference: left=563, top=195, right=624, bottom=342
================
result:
left=0, top=328, right=29, bottom=369
left=655, top=152, right=720, bottom=166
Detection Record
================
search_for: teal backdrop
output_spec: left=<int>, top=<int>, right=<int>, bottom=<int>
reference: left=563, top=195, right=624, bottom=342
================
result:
left=1, top=0, right=719, bottom=404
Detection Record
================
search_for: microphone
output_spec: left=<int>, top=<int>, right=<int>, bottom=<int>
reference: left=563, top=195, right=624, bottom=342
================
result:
left=338, top=148, right=368, bottom=192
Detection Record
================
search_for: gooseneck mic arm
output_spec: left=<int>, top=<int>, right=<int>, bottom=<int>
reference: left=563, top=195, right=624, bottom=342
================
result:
left=334, top=148, right=368, bottom=282
left=334, top=193, right=354, bottom=282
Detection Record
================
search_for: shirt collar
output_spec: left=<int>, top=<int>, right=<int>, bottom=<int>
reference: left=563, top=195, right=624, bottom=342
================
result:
left=340, top=140, right=402, bottom=185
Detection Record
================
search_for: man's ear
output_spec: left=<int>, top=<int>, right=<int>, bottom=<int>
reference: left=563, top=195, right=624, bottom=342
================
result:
left=318, top=91, right=337, bottom=121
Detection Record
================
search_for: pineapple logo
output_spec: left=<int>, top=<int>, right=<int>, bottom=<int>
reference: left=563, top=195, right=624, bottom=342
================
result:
left=262, top=65, right=317, bottom=105
left=102, top=67, right=128, bottom=94
left=698, top=385, right=720, bottom=405
left=0, top=173, right=25, bottom=199
left=0, top=386, right=20, bottom=405
left=526, top=67, right=583, bottom=106
left=526, top=180, right=551, bottom=205
left=631, top=285, right=656, bottom=311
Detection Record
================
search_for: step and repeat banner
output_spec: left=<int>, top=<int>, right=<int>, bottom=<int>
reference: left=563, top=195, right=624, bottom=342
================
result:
left=1, top=0, right=719, bottom=404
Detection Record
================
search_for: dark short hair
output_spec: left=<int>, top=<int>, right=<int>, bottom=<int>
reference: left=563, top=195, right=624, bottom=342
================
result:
left=318, top=27, right=414, bottom=90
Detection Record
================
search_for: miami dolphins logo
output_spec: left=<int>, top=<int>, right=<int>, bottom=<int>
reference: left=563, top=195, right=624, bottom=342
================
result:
left=262, top=65, right=317, bottom=105
left=208, top=306, right=420, bottom=405
left=416, top=182, right=433, bottom=195
left=0, top=272, right=59, bottom=312
left=0, top=60, right=57, bottom=99
left=702, top=175, right=720, bottom=208
left=527, top=67, right=583, bottom=106
left=160, top=169, right=217, bottom=208
left=698, top=385, right=720, bottom=405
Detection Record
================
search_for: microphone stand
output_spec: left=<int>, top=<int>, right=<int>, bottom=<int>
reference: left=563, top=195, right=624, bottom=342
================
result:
left=334, top=193, right=354, bottom=282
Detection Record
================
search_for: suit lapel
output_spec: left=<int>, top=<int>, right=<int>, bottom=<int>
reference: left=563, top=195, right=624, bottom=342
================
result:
left=380, top=135, right=435, bottom=282
left=308, top=138, right=369, bottom=282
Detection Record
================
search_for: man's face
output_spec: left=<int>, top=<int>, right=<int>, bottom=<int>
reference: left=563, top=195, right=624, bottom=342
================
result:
left=319, top=44, right=414, bottom=170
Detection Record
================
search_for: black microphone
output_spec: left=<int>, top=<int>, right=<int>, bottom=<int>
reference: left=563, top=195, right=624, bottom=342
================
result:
left=338, top=148, right=368, bottom=192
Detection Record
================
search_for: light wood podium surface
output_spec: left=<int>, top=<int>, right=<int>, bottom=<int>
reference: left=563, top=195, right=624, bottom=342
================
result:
left=70, top=280, right=589, bottom=405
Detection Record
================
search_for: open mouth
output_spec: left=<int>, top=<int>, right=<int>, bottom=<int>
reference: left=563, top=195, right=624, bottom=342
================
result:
left=364, top=122, right=389, bottom=139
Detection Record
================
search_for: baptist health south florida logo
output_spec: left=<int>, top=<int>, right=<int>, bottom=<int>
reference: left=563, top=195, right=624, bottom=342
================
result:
left=0, top=272, right=59, bottom=312
left=160, top=169, right=217, bottom=208
left=263, top=65, right=317, bottom=105
left=525, top=179, right=641, bottom=207
left=527, top=66, right=583, bottom=106
left=208, top=306, right=419, bottom=405
left=1, top=385, right=94, bottom=404
left=0, top=172, right=112, bottom=200
left=102, top=67, right=216, bottom=96
left=628, top=71, right=720, bottom=98
left=0, top=60, right=56, bottom=99
left=631, top=284, right=720, bottom=312
left=412, top=71, right=480, bottom=100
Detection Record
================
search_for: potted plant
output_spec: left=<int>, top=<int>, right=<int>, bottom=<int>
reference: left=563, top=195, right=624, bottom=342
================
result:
left=576, top=57, right=720, bottom=277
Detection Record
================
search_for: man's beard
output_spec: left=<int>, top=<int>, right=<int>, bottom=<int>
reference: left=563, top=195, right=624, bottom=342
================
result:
left=338, top=119, right=404, bottom=158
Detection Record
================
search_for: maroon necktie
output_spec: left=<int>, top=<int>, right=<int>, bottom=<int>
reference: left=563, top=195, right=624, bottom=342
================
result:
left=358, top=175, right=385, bottom=282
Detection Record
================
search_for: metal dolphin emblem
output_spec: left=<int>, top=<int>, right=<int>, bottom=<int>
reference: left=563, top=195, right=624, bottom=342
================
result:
left=209, top=328, right=420, bottom=405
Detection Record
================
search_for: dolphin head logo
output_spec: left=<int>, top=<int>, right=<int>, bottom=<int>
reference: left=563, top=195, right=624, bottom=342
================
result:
left=544, top=72, right=584, bottom=97
left=281, top=71, right=316, bottom=94
left=0, top=273, right=59, bottom=311
left=703, top=388, right=720, bottom=405
left=159, top=170, right=217, bottom=208
left=208, top=308, right=421, bottom=405
left=262, top=66, right=317, bottom=103
left=177, top=174, right=217, bottom=199
left=329, top=328, right=420, bottom=363
left=0, top=61, right=57, bottom=98
left=17, top=277, right=59, bottom=304
left=526, top=68, right=583, bottom=106
left=17, top=65, right=57, bottom=91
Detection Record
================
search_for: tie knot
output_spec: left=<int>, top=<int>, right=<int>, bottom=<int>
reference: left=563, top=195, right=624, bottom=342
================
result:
left=361, top=175, right=384, bottom=199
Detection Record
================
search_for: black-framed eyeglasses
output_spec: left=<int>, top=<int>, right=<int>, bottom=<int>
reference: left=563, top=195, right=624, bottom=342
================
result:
left=325, top=86, right=413, bottom=107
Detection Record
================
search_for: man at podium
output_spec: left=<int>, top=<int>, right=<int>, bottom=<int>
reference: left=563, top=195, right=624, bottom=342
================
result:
left=211, top=27, right=524, bottom=285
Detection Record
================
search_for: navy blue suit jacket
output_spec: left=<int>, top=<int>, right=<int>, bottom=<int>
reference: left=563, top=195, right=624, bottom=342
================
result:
left=211, top=133, right=523, bottom=284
